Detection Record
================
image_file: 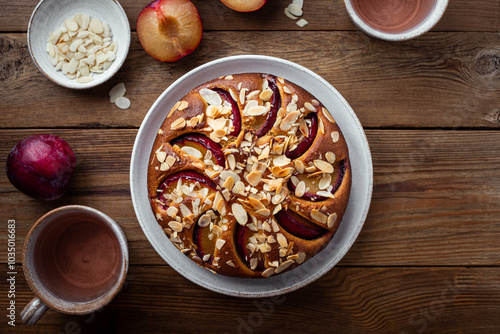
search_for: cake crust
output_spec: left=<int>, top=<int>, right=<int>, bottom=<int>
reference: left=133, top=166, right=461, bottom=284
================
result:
left=147, top=73, right=351, bottom=278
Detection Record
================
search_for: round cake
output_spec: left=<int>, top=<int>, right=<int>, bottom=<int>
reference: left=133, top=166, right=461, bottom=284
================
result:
left=147, top=73, right=351, bottom=278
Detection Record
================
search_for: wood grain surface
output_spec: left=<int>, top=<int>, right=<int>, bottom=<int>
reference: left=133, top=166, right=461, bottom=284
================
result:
left=1, top=266, right=499, bottom=333
left=1, top=32, right=500, bottom=129
left=1, top=0, right=499, bottom=333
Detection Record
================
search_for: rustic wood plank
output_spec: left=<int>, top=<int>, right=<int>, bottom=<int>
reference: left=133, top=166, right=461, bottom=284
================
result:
left=1, top=32, right=500, bottom=129
left=1, top=266, right=499, bottom=333
left=1, top=129, right=499, bottom=266
left=1, top=0, right=499, bottom=32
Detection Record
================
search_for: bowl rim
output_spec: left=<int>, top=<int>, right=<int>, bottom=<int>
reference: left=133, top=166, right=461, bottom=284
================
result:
left=130, top=55, right=373, bottom=297
left=27, top=0, right=131, bottom=89
left=344, top=0, right=449, bottom=41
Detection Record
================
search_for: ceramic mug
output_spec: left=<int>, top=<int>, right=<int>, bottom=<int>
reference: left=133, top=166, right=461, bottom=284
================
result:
left=21, top=205, right=128, bottom=325
left=344, top=0, right=449, bottom=41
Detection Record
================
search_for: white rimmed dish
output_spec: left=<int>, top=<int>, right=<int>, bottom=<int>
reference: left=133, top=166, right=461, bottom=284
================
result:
left=344, top=0, right=448, bottom=41
left=27, top=0, right=130, bottom=89
left=130, top=55, right=373, bottom=297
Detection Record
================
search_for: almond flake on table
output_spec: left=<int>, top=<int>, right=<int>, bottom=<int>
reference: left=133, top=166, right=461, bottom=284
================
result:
left=115, top=97, right=131, bottom=110
left=109, top=82, right=126, bottom=103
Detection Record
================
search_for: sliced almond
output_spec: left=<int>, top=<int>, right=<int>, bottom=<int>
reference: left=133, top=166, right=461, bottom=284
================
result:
left=171, top=118, right=186, bottom=130
left=232, top=203, right=248, bottom=225
left=331, top=131, right=340, bottom=142
left=246, top=172, right=262, bottom=186
left=275, top=259, right=295, bottom=274
left=273, top=155, right=291, bottom=167
left=319, top=174, right=331, bottom=190
left=115, top=96, right=130, bottom=110
left=277, top=233, right=287, bottom=248
left=325, top=152, right=336, bottom=164
left=181, top=146, right=202, bottom=159
left=295, top=181, right=306, bottom=197
left=311, top=209, right=327, bottom=224
left=327, top=213, right=338, bottom=228
left=168, top=221, right=183, bottom=233
left=177, top=100, right=189, bottom=111
left=215, top=238, right=226, bottom=250
left=262, top=267, right=275, bottom=278
left=322, top=107, right=335, bottom=123
left=280, top=110, right=300, bottom=131
left=314, top=159, right=334, bottom=173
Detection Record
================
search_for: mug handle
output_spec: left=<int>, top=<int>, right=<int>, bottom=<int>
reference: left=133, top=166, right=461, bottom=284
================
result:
left=20, top=297, right=49, bottom=325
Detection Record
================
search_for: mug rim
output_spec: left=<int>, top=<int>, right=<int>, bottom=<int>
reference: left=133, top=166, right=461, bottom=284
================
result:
left=22, top=205, right=129, bottom=315
left=344, top=0, right=449, bottom=41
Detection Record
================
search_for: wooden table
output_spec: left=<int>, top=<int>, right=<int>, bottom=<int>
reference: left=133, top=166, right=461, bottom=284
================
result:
left=1, top=1, right=500, bottom=332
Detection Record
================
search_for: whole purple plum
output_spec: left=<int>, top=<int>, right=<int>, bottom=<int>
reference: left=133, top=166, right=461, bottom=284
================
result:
left=6, top=134, right=76, bottom=201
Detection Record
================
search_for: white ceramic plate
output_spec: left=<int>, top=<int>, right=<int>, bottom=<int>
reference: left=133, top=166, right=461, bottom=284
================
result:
left=27, top=0, right=130, bottom=89
left=130, top=55, right=373, bottom=297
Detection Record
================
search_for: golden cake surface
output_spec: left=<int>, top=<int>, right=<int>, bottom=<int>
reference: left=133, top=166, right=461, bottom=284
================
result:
left=147, top=73, right=351, bottom=278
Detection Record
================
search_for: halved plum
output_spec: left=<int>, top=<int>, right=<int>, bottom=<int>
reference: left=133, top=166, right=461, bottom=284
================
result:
left=193, top=217, right=216, bottom=264
left=159, top=170, right=217, bottom=192
left=286, top=112, right=318, bottom=159
left=274, top=210, right=328, bottom=240
left=211, top=88, right=241, bottom=136
left=288, top=159, right=347, bottom=202
left=171, top=133, right=225, bottom=166
left=256, top=77, right=281, bottom=137
left=235, top=223, right=265, bottom=271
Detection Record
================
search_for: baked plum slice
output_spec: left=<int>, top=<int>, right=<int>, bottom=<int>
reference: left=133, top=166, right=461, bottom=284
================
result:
left=275, top=210, right=328, bottom=240
left=288, top=159, right=347, bottom=202
left=235, top=223, right=265, bottom=271
left=211, top=88, right=241, bottom=136
left=171, top=133, right=225, bottom=166
left=256, top=77, right=281, bottom=137
left=193, top=217, right=216, bottom=264
left=286, top=112, right=318, bottom=159
left=158, top=170, right=217, bottom=194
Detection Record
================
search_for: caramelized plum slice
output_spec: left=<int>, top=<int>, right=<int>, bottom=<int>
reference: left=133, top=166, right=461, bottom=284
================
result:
left=286, top=112, right=318, bottom=159
left=171, top=133, right=225, bottom=166
left=212, top=88, right=241, bottom=136
left=235, top=223, right=265, bottom=271
left=193, top=221, right=215, bottom=264
left=275, top=210, right=328, bottom=240
left=159, top=170, right=217, bottom=191
left=256, top=77, right=281, bottom=137
left=288, top=160, right=347, bottom=202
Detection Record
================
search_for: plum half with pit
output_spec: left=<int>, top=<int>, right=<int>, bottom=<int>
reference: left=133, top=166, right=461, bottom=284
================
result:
left=6, top=134, right=76, bottom=201
left=137, top=0, right=203, bottom=62
left=171, top=133, right=226, bottom=166
left=211, top=88, right=241, bottom=136
left=274, top=210, right=327, bottom=240
left=286, top=112, right=318, bottom=159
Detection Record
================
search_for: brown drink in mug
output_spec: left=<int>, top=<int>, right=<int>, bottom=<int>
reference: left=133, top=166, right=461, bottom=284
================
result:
left=21, top=205, right=128, bottom=325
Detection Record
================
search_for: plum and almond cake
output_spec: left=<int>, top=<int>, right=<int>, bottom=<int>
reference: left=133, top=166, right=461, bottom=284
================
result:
left=147, top=73, right=351, bottom=278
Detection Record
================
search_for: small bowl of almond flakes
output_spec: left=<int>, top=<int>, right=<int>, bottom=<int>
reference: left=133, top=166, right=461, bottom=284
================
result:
left=27, top=0, right=130, bottom=89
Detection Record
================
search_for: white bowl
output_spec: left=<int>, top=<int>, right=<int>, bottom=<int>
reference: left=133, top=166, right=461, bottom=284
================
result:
left=130, top=55, right=373, bottom=297
left=27, top=0, right=130, bottom=89
left=344, top=0, right=448, bottom=41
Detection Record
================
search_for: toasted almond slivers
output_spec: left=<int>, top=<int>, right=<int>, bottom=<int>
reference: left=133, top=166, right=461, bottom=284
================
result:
left=314, top=159, right=334, bottom=173
left=255, top=209, right=271, bottom=216
left=295, top=181, right=306, bottom=197
left=277, top=233, right=287, bottom=248
left=280, top=110, right=300, bottom=131
left=171, top=118, right=186, bottom=130
left=246, top=172, right=262, bottom=186
left=294, top=160, right=305, bottom=174
left=275, top=259, right=295, bottom=274
left=248, top=105, right=268, bottom=116
left=156, top=151, right=167, bottom=163
left=232, top=203, right=248, bottom=225
left=181, top=146, right=202, bottom=159
left=259, top=89, right=273, bottom=101
left=215, top=238, right=226, bottom=250
left=311, top=209, right=327, bottom=224
left=325, top=152, right=336, bottom=164
left=168, top=221, right=183, bottom=233
left=328, top=213, right=338, bottom=228
left=331, top=131, right=340, bottom=143
left=273, top=155, right=291, bottom=167
left=177, top=100, right=189, bottom=111
left=223, top=176, right=235, bottom=190
left=319, top=174, right=331, bottom=190
left=322, top=107, right=336, bottom=123
left=262, top=267, right=275, bottom=277
left=304, top=102, right=316, bottom=112
left=198, top=213, right=211, bottom=227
